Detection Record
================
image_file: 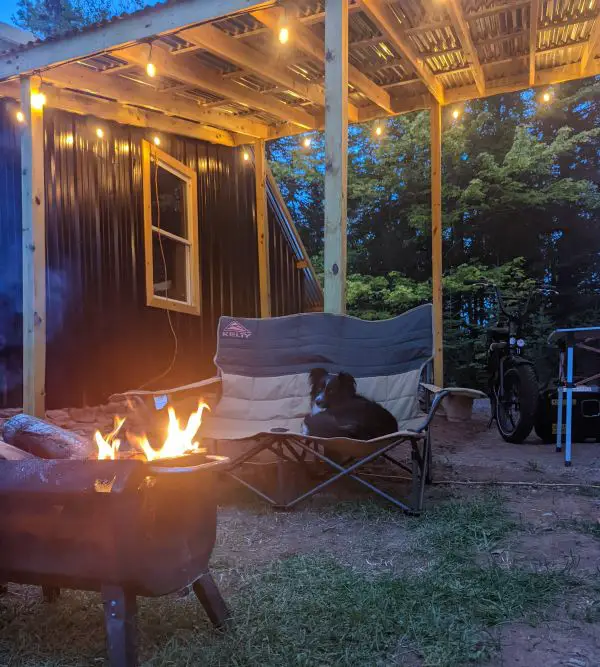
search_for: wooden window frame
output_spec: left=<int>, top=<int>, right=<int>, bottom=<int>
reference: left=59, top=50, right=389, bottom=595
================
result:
left=142, top=140, right=200, bottom=316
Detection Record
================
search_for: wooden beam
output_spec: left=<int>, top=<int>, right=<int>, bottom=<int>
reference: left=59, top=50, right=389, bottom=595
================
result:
left=581, top=14, right=600, bottom=72
left=115, top=43, right=319, bottom=129
left=324, top=0, right=348, bottom=314
left=0, top=81, right=239, bottom=146
left=250, top=6, right=394, bottom=113
left=360, top=0, right=445, bottom=104
left=180, top=23, right=325, bottom=107
left=529, top=0, right=539, bottom=86
left=0, top=0, right=275, bottom=80
left=20, top=77, right=46, bottom=417
left=44, top=63, right=270, bottom=138
left=466, top=0, right=529, bottom=21
left=430, top=99, right=443, bottom=387
left=254, top=139, right=271, bottom=317
left=445, top=0, right=485, bottom=95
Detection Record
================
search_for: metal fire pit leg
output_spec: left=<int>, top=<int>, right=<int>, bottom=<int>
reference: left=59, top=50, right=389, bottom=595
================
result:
left=102, top=586, right=138, bottom=667
left=193, top=571, right=230, bottom=631
left=42, top=586, right=60, bottom=603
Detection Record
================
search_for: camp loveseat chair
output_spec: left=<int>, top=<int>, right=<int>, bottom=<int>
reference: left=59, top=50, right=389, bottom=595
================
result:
left=118, top=305, right=484, bottom=514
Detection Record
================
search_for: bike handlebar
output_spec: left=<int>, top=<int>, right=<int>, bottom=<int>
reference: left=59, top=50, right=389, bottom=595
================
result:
left=463, top=279, right=557, bottom=321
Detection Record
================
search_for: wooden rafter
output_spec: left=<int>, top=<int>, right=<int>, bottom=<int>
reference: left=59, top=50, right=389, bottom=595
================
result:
left=42, top=63, right=270, bottom=138
left=249, top=7, right=394, bottom=113
left=581, top=14, right=600, bottom=72
left=0, top=0, right=276, bottom=80
left=529, top=0, right=540, bottom=86
left=181, top=23, right=326, bottom=108
left=0, top=80, right=239, bottom=146
left=360, top=0, right=444, bottom=104
left=445, top=0, right=485, bottom=95
left=115, top=43, right=319, bottom=129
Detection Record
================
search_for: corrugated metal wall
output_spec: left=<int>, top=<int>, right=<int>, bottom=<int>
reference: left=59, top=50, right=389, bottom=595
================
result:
left=0, top=103, right=311, bottom=409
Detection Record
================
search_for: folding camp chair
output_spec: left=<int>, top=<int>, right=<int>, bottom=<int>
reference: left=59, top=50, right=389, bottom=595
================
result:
left=116, top=305, right=485, bottom=514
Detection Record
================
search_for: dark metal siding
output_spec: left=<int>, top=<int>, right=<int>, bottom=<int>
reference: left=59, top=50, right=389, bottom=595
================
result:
left=0, top=103, right=317, bottom=409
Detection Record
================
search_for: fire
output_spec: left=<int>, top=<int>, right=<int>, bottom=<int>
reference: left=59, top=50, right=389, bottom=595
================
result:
left=95, top=416, right=125, bottom=460
left=95, top=401, right=209, bottom=462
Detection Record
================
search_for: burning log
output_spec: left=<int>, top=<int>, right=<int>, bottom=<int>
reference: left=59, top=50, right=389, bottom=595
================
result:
left=0, top=440, right=36, bottom=461
left=2, top=414, right=94, bottom=459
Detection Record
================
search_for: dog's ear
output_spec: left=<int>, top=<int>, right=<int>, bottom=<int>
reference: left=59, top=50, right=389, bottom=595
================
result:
left=337, top=372, right=357, bottom=395
left=309, top=367, right=328, bottom=386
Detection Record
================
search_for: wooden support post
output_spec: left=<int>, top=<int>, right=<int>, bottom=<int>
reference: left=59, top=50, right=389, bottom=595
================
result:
left=20, top=77, right=46, bottom=417
left=324, top=0, right=349, bottom=314
left=430, top=100, right=444, bottom=387
left=255, top=140, right=271, bottom=318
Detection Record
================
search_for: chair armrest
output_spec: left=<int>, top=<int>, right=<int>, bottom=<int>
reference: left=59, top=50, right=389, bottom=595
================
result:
left=412, top=386, right=487, bottom=433
left=109, top=376, right=222, bottom=401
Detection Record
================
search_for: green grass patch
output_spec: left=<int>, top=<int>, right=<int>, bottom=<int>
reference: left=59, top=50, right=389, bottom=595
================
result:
left=0, top=496, right=576, bottom=667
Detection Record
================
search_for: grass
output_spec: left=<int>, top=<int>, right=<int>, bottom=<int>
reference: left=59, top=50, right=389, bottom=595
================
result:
left=0, top=496, right=578, bottom=667
left=563, top=518, right=600, bottom=539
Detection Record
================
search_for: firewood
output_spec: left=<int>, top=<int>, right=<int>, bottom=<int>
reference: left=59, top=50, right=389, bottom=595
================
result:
left=0, top=440, right=36, bottom=461
left=2, top=414, right=94, bottom=460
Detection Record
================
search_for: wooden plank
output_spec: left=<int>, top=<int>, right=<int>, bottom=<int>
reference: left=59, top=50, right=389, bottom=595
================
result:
left=250, top=7, right=394, bottom=113
left=0, top=81, right=238, bottom=146
left=324, top=0, right=348, bottom=314
left=115, top=43, right=318, bottom=129
left=360, top=0, right=445, bottom=104
left=430, top=99, right=443, bottom=387
left=529, top=0, right=540, bottom=86
left=254, top=140, right=271, bottom=317
left=0, top=0, right=275, bottom=80
left=581, top=14, right=600, bottom=72
left=445, top=0, right=485, bottom=95
left=20, top=77, right=46, bottom=417
left=44, top=63, right=270, bottom=138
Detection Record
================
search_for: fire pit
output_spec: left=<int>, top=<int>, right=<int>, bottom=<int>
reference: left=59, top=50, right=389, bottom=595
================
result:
left=0, top=403, right=231, bottom=666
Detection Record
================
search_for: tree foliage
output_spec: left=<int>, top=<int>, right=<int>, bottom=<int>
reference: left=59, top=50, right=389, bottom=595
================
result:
left=269, top=79, right=600, bottom=387
left=13, top=0, right=145, bottom=37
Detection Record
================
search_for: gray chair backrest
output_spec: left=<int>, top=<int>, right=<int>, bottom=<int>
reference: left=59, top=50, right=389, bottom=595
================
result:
left=213, top=304, right=433, bottom=425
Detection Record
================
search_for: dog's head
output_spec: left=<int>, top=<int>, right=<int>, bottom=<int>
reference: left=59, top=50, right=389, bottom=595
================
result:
left=309, top=368, right=357, bottom=413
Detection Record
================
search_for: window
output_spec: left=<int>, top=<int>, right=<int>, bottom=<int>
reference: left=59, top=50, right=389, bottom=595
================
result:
left=142, top=140, right=200, bottom=315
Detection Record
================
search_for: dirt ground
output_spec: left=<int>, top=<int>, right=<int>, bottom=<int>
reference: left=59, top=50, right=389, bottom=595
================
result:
left=212, top=402, right=600, bottom=666
left=1, top=401, right=599, bottom=665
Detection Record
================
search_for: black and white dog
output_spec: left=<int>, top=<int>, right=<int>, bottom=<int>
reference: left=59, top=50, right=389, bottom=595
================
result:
left=302, top=367, right=398, bottom=440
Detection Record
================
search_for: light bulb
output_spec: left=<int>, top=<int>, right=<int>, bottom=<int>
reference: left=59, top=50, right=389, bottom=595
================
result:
left=452, top=108, right=460, bottom=119
left=542, top=91, right=550, bottom=103
left=303, top=137, right=311, bottom=148
left=146, top=61, right=156, bottom=78
left=243, top=151, right=250, bottom=161
left=153, top=135, right=161, bottom=146
left=96, top=128, right=104, bottom=139
left=279, top=26, right=289, bottom=44
left=65, top=134, right=74, bottom=146
left=375, top=125, right=382, bottom=136
left=16, top=110, right=25, bottom=123
left=30, top=92, right=46, bottom=111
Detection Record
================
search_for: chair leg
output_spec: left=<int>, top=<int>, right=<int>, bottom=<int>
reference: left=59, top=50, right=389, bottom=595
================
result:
left=193, top=572, right=231, bottom=631
left=425, top=430, right=433, bottom=485
left=102, top=586, right=138, bottom=667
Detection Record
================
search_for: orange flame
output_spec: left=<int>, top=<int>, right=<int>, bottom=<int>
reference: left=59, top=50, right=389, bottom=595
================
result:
left=95, top=401, right=209, bottom=462
left=95, top=416, right=126, bottom=460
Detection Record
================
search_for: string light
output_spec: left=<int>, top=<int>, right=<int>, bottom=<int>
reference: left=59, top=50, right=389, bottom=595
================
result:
left=153, top=135, right=161, bottom=146
left=452, top=108, right=460, bottom=120
left=243, top=151, right=250, bottom=161
left=65, top=134, right=74, bottom=146
left=96, top=127, right=105, bottom=139
left=303, top=137, right=312, bottom=148
left=375, top=124, right=383, bottom=137
left=542, top=91, right=551, bottom=103
left=30, top=92, right=46, bottom=111
left=16, top=110, right=25, bottom=123
left=146, top=42, right=156, bottom=77
left=279, top=26, right=289, bottom=44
